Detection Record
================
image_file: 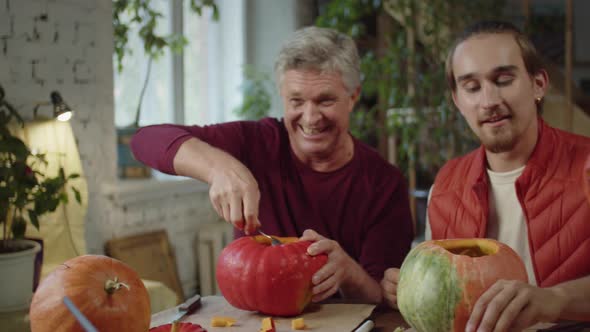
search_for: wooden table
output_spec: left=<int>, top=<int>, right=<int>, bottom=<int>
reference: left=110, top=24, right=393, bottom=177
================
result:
left=371, top=306, right=410, bottom=331
left=0, top=308, right=29, bottom=332
left=151, top=297, right=590, bottom=332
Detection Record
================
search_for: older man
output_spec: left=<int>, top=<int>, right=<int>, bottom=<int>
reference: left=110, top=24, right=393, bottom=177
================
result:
left=131, top=26, right=413, bottom=304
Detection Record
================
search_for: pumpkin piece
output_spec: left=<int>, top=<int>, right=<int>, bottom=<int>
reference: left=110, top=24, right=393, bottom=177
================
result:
left=216, top=236, right=327, bottom=316
left=259, top=317, right=276, bottom=332
left=397, top=239, right=528, bottom=332
left=211, top=316, right=237, bottom=327
left=29, top=255, right=151, bottom=332
left=291, top=317, right=306, bottom=330
left=149, top=322, right=207, bottom=332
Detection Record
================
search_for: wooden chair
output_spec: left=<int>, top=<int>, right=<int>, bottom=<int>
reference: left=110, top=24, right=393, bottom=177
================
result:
left=105, top=229, right=184, bottom=304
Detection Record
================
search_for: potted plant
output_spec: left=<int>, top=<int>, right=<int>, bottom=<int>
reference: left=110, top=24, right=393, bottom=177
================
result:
left=0, top=84, right=81, bottom=312
left=113, top=0, right=218, bottom=178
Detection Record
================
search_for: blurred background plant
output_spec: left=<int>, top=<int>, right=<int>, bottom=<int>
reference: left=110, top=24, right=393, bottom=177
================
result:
left=234, top=65, right=273, bottom=120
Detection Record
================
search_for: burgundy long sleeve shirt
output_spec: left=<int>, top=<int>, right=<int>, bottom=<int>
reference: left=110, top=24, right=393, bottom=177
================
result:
left=131, top=118, right=413, bottom=281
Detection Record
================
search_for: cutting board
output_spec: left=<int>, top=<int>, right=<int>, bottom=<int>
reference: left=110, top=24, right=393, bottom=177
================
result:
left=150, top=296, right=375, bottom=332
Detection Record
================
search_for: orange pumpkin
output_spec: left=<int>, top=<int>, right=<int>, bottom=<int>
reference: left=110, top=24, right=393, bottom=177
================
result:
left=30, top=255, right=151, bottom=332
left=216, top=235, right=327, bottom=316
left=397, top=238, right=528, bottom=332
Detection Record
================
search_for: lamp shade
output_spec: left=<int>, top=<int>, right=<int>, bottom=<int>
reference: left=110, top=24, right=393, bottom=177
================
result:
left=50, top=91, right=73, bottom=122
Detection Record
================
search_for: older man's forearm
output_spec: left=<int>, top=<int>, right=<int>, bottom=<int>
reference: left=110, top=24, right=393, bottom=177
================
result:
left=339, top=264, right=383, bottom=304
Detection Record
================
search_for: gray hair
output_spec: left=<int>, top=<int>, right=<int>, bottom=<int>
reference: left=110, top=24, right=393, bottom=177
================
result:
left=274, top=26, right=361, bottom=95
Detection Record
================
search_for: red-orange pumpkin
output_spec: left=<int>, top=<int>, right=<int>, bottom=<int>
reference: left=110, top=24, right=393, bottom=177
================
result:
left=30, top=255, right=151, bottom=332
left=397, top=238, right=528, bottom=332
left=216, top=235, right=327, bottom=316
left=150, top=322, right=207, bottom=332
left=584, top=153, right=590, bottom=205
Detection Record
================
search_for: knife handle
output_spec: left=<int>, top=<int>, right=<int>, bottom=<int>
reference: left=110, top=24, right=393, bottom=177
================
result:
left=179, top=294, right=201, bottom=313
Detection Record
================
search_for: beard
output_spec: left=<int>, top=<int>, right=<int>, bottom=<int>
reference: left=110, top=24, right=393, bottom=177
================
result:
left=480, top=126, right=518, bottom=153
left=476, top=109, right=520, bottom=153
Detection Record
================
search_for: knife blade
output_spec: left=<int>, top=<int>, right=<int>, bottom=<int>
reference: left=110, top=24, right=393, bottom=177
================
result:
left=63, top=296, right=99, bottom=332
left=169, top=294, right=202, bottom=323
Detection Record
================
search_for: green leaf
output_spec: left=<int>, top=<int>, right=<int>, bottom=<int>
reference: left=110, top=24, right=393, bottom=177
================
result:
left=28, top=209, right=40, bottom=230
left=72, top=187, right=82, bottom=204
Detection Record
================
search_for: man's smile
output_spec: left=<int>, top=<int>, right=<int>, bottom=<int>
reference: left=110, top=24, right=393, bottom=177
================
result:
left=299, top=124, right=328, bottom=136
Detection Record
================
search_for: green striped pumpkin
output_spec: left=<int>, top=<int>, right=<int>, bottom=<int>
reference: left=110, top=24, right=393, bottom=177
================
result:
left=397, top=238, right=527, bottom=332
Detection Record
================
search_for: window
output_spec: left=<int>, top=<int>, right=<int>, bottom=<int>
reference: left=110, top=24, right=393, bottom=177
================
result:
left=113, top=0, right=245, bottom=128
left=113, top=0, right=173, bottom=127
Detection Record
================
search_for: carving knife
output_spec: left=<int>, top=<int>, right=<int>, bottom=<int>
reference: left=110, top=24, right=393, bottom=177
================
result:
left=169, top=294, right=202, bottom=323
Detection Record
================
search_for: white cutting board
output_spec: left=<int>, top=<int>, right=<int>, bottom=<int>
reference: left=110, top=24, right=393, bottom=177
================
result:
left=150, top=296, right=375, bottom=332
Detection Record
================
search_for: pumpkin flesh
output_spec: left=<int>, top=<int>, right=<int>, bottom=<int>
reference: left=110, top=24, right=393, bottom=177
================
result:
left=216, top=236, right=327, bottom=316
left=397, top=239, right=528, bottom=332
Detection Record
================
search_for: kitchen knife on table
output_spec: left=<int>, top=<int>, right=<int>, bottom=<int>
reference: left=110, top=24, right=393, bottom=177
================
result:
left=168, top=294, right=202, bottom=323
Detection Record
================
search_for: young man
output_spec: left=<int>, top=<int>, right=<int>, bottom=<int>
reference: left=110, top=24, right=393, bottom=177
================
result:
left=382, top=21, right=590, bottom=330
left=131, top=26, right=413, bottom=304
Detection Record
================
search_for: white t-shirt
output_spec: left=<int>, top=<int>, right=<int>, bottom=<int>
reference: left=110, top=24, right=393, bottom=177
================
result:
left=425, top=165, right=537, bottom=285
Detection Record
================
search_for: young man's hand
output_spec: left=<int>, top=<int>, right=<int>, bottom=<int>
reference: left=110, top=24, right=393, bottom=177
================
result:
left=466, top=279, right=565, bottom=332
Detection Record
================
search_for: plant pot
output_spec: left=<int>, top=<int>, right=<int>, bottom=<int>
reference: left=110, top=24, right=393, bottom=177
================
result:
left=117, top=126, right=152, bottom=178
left=25, top=237, right=44, bottom=292
left=0, top=239, right=42, bottom=312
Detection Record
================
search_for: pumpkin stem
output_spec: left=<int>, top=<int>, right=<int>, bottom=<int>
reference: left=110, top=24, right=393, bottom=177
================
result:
left=104, top=276, right=130, bottom=295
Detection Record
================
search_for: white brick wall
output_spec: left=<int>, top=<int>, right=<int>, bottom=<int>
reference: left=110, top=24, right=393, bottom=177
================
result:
left=1, top=0, right=116, bottom=252
left=1, top=0, right=221, bottom=297
left=102, top=179, right=220, bottom=296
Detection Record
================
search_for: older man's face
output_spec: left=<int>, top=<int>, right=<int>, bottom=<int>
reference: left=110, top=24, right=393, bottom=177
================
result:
left=280, top=69, right=358, bottom=164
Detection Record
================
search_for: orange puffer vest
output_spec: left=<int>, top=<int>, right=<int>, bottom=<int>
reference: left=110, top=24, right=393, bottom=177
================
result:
left=428, top=119, right=590, bottom=287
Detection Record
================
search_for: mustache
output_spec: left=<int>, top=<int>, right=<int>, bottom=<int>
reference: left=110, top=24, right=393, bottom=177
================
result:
left=478, top=110, right=512, bottom=123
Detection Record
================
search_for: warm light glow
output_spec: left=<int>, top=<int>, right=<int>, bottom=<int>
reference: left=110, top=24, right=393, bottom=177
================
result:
left=56, top=111, right=73, bottom=122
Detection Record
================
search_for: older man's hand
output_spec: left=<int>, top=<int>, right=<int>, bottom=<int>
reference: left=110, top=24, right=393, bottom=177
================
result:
left=300, top=229, right=358, bottom=302
left=381, top=268, right=400, bottom=309
left=208, top=161, right=261, bottom=235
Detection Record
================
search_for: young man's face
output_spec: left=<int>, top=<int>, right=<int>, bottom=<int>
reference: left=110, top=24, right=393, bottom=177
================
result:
left=451, top=33, right=547, bottom=153
left=280, top=69, right=359, bottom=162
